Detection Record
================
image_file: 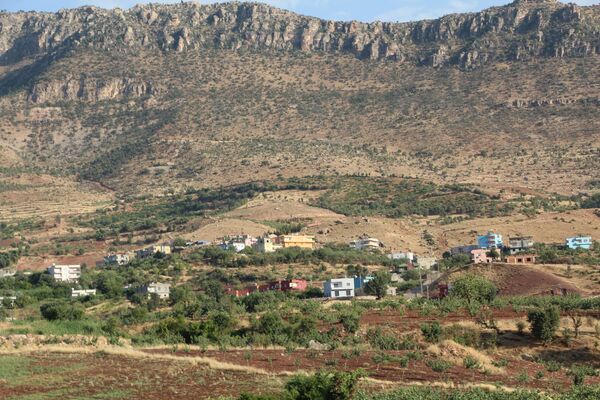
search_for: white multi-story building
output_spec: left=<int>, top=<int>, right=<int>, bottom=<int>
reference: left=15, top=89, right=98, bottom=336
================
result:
left=137, top=282, right=171, bottom=299
left=350, top=237, right=383, bottom=251
left=323, top=278, right=355, bottom=299
left=47, top=264, right=81, bottom=282
left=71, top=288, right=97, bottom=298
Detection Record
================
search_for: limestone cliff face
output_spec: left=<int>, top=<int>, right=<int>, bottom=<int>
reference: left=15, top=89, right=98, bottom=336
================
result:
left=0, top=0, right=598, bottom=70
left=28, top=77, right=160, bottom=103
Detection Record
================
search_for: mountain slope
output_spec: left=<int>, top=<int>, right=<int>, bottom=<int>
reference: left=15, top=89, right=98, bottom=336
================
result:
left=0, top=0, right=598, bottom=196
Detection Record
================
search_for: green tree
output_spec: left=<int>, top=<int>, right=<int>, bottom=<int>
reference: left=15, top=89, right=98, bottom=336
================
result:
left=364, top=271, right=391, bottom=300
left=527, top=306, right=560, bottom=343
left=173, top=237, right=187, bottom=247
left=339, top=310, right=361, bottom=334
left=95, top=229, right=106, bottom=241
left=40, top=301, right=85, bottom=321
left=450, top=274, right=497, bottom=306
left=95, top=270, right=125, bottom=298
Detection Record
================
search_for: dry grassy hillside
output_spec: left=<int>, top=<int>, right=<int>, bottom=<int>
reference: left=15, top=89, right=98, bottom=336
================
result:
left=0, top=1, right=598, bottom=198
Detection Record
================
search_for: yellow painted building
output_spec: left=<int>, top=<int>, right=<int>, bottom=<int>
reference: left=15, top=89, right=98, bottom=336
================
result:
left=280, top=235, right=315, bottom=250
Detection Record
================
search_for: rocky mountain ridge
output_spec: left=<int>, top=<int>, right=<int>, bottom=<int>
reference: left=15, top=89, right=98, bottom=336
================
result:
left=0, top=0, right=599, bottom=70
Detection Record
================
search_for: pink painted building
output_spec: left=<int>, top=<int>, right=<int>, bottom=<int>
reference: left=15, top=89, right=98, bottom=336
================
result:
left=471, top=249, right=494, bottom=264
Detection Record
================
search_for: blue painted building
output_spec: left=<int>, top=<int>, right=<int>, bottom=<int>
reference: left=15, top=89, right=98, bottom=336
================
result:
left=477, top=231, right=504, bottom=249
left=565, top=236, right=593, bottom=250
left=354, top=276, right=374, bottom=290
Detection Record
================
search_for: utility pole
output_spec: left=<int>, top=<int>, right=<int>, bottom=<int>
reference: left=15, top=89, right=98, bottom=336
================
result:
left=418, top=265, right=424, bottom=297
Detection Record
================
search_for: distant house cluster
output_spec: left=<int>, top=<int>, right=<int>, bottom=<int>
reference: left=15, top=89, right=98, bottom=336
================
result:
left=44, top=263, right=170, bottom=300
left=450, top=231, right=594, bottom=265
left=217, top=234, right=316, bottom=253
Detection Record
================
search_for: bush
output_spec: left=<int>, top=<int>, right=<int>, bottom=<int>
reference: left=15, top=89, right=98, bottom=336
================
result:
left=568, top=365, right=598, bottom=386
left=286, top=370, right=365, bottom=400
left=426, top=359, right=453, bottom=373
left=40, top=301, right=85, bottom=321
left=464, top=356, right=480, bottom=369
left=420, top=321, right=442, bottom=343
left=527, top=306, right=560, bottom=343
left=339, top=311, right=361, bottom=334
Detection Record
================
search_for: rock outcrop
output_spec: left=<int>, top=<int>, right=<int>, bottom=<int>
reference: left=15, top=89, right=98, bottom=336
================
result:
left=28, top=77, right=160, bottom=103
left=0, top=0, right=598, bottom=70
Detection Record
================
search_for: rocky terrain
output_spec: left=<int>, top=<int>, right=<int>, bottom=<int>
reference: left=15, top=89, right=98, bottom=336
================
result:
left=2, top=0, right=599, bottom=68
left=0, top=0, right=598, bottom=197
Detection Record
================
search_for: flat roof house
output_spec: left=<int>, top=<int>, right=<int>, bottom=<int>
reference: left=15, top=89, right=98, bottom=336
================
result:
left=136, top=245, right=172, bottom=258
left=471, top=249, right=494, bottom=264
left=71, top=288, right=97, bottom=298
left=350, top=237, right=383, bottom=251
left=254, top=235, right=283, bottom=253
left=508, top=236, right=535, bottom=254
left=565, top=236, right=592, bottom=250
left=477, top=232, right=503, bottom=249
left=47, top=264, right=81, bottom=282
left=388, top=252, right=414, bottom=262
left=506, top=254, right=537, bottom=264
left=104, top=252, right=134, bottom=266
left=137, top=282, right=171, bottom=299
left=281, top=235, right=315, bottom=250
left=324, top=278, right=355, bottom=299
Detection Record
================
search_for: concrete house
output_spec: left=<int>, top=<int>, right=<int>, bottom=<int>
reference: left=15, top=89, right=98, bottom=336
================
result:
left=137, top=282, right=171, bottom=299
left=506, top=254, right=537, bottom=264
left=477, top=231, right=503, bottom=249
left=104, top=252, right=134, bottom=266
left=71, top=288, right=97, bottom=298
left=281, top=235, right=315, bottom=250
left=388, top=252, right=414, bottom=262
left=219, top=235, right=257, bottom=253
left=565, top=236, right=593, bottom=250
left=254, top=235, right=283, bottom=253
left=136, top=245, right=172, bottom=258
left=471, top=249, right=494, bottom=264
left=351, top=237, right=383, bottom=251
left=47, top=264, right=81, bottom=282
left=324, top=278, right=355, bottom=299
left=508, top=236, right=535, bottom=254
